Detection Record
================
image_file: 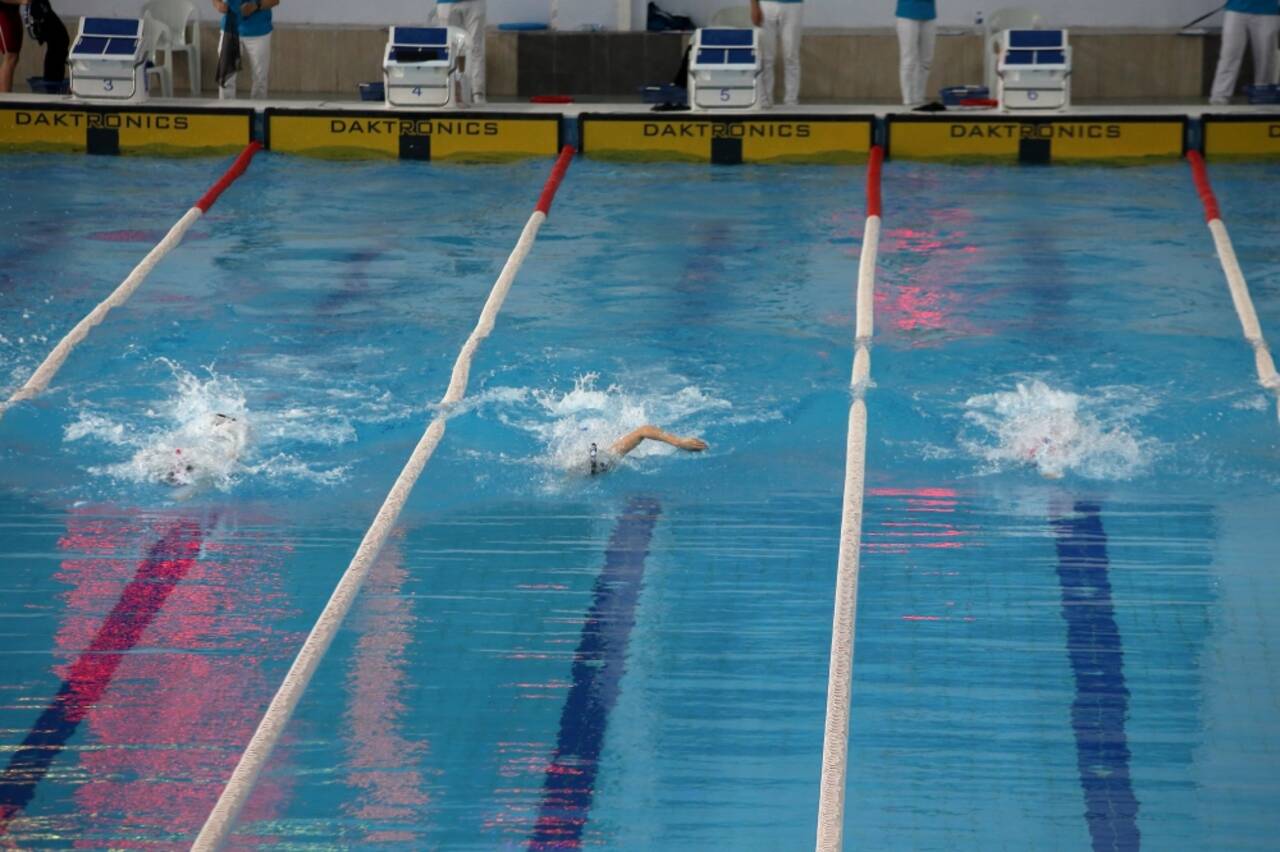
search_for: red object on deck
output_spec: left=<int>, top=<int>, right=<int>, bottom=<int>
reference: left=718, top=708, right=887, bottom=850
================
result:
left=530, top=95, right=574, bottom=104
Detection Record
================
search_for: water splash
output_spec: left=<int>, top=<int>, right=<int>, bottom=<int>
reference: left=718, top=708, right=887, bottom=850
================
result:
left=960, top=380, right=1152, bottom=480
left=468, top=373, right=726, bottom=482
left=65, top=361, right=348, bottom=494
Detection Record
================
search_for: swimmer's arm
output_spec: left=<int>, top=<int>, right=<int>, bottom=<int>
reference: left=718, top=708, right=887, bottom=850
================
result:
left=610, top=425, right=708, bottom=458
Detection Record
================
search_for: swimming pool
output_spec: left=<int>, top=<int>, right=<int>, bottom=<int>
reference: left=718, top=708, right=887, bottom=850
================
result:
left=1, top=152, right=1278, bottom=849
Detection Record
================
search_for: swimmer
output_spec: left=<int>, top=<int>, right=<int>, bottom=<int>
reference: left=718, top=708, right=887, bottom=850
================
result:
left=587, top=425, right=707, bottom=475
left=161, top=412, right=247, bottom=492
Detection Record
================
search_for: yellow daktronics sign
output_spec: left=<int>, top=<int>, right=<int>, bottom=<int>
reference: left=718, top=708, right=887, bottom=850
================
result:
left=267, top=112, right=560, bottom=160
left=581, top=116, right=872, bottom=163
left=890, top=118, right=1185, bottom=161
left=0, top=107, right=250, bottom=154
left=1203, top=117, right=1280, bottom=158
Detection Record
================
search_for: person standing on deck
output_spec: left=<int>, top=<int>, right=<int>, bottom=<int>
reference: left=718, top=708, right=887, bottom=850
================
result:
left=1209, top=0, right=1280, bottom=104
left=896, top=0, right=938, bottom=107
left=750, top=0, right=803, bottom=107
left=434, top=0, right=486, bottom=104
left=212, top=0, right=278, bottom=100
left=0, top=0, right=25, bottom=93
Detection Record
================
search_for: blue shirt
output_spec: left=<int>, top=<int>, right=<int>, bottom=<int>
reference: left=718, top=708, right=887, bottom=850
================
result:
left=896, top=0, right=936, bottom=21
left=222, top=4, right=273, bottom=37
left=1225, top=0, right=1279, bottom=13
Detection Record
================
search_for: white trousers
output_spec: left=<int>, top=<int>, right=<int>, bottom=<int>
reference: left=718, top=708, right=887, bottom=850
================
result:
left=896, top=17, right=936, bottom=106
left=759, top=1, right=802, bottom=107
left=1210, top=11, right=1280, bottom=103
left=217, top=31, right=271, bottom=100
left=435, top=0, right=486, bottom=102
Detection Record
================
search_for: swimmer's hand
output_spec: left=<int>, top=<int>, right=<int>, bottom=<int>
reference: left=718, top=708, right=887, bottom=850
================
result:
left=675, top=437, right=708, bottom=451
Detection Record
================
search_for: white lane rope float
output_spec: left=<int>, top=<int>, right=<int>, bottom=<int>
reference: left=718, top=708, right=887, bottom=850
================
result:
left=1187, top=151, right=1280, bottom=424
left=0, top=143, right=264, bottom=425
left=191, top=145, right=577, bottom=852
left=816, top=144, right=883, bottom=852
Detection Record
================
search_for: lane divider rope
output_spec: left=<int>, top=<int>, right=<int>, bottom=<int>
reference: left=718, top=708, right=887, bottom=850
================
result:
left=191, top=145, right=577, bottom=852
left=0, top=142, right=264, bottom=424
left=816, top=144, right=882, bottom=852
left=1186, top=151, right=1280, bottom=424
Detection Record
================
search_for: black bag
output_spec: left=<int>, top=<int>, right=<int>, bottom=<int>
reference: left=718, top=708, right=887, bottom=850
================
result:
left=647, top=2, right=695, bottom=32
left=25, top=0, right=52, bottom=41
left=24, top=0, right=69, bottom=82
left=41, top=12, right=69, bottom=81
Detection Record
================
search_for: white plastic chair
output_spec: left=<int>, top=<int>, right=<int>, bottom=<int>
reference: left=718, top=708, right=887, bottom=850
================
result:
left=142, top=0, right=201, bottom=96
left=984, top=7, right=1044, bottom=91
left=142, top=14, right=174, bottom=98
left=711, top=7, right=753, bottom=28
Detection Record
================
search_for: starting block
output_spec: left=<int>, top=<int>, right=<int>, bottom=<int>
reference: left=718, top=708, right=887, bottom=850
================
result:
left=383, top=26, right=470, bottom=109
left=688, top=28, right=761, bottom=111
left=69, top=17, right=149, bottom=102
left=997, top=29, right=1071, bottom=111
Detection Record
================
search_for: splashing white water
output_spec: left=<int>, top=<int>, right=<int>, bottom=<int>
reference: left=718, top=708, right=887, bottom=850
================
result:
left=482, top=373, right=727, bottom=479
left=960, top=380, right=1152, bottom=480
left=65, top=361, right=348, bottom=493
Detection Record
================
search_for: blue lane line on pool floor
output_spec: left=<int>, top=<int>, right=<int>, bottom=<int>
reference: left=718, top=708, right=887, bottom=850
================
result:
left=0, top=519, right=205, bottom=832
left=527, top=496, right=660, bottom=850
left=1051, top=501, right=1141, bottom=852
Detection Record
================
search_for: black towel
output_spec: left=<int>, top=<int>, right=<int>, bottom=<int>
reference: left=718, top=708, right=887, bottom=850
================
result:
left=215, top=10, right=240, bottom=90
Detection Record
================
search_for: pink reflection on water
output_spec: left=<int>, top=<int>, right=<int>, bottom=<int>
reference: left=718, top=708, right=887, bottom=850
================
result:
left=874, top=219, right=986, bottom=344
left=865, top=486, right=968, bottom=555
left=867, top=487, right=979, bottom=625
left=42, top=506, right=300, bottom=848
left=87, top=230, right=208, bottom=243
left=343, top=536, right=431, bottom=843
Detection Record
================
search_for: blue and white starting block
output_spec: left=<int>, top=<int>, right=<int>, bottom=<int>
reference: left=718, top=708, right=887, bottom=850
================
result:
left=382, top=26, right=470, bottom=109
left=997, top=29, right=1071, bottom=111
left=687, top=28, right=761, bottom=111
left=69, top=17, right=149, bottom=102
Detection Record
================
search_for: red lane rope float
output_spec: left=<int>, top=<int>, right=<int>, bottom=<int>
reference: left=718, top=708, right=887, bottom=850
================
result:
left=865, top=144, right=884, bottom=219
left=193, top=146, right=578, bottom=852
left=196, top=141, right=264, bottom=213
left=1186, top=150, right=1222, bottom=222
left=1184, top=150, right=1279, bottom=420
left=536, top=145, right=576, bottom=215
left=1, top=142, right=265, bottom=421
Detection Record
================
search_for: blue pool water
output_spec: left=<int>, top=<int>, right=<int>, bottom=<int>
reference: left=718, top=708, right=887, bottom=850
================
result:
left=0, top=153, right=1278, bottom=849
